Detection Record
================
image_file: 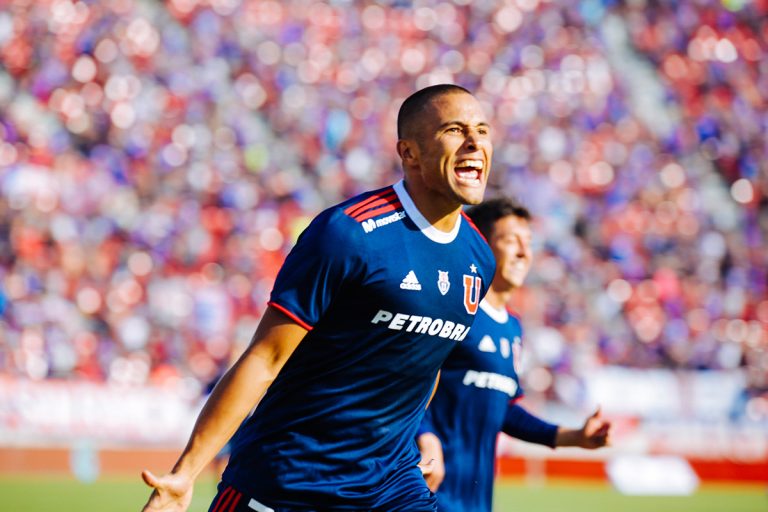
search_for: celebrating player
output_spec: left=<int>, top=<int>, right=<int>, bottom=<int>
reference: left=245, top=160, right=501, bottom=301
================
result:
left=417, top=197, right=611, bottom=512
left=141, top=84, right=496, bottom=512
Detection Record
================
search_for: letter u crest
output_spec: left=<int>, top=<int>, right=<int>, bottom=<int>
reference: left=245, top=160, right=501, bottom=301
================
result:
left=462, top=275, right=482, bottom=315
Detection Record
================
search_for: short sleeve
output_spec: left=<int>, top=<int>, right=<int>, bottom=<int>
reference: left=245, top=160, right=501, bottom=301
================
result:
left=269, top=209, right=364, bottom=330
left=418, top=406, right=436, bottom=437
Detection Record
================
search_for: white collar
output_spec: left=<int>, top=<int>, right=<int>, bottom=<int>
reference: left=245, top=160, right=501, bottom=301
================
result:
left=479, top=299, right=509, bottom=324
left=393, top=180, right=461, bottom=244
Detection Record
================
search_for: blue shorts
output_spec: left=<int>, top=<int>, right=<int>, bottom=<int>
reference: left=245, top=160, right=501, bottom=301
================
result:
left=208, top=482, right=436, bottom=512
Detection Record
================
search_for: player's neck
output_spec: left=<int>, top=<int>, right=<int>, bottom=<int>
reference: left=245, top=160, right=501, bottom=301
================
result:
left=483, top=286, right=512, bottom=310
left=424, top=207, right=462, bottom=232
left=401, top=180, right=463, bottom=232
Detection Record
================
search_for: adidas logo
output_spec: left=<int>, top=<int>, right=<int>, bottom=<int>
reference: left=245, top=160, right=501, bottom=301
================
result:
left=400, top=270, right=422, bottom=291
left=478, top=335, right=496, bottom=353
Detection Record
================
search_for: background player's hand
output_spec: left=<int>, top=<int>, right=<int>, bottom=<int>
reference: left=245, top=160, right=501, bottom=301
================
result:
left=416, top=432, right=446, bottom=492
left=141, top=469, right=194, bottom=512
left=418, top=457, right=434, bottom=477
left=577, top=407, right=611, bottom=449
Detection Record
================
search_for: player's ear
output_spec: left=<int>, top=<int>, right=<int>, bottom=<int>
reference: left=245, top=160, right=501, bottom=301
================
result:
left=397, top=140, right=417, bottom=164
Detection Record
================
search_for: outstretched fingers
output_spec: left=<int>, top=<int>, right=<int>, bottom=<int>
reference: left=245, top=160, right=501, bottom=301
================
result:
left=582, top=406, right=612, bottom=448
left=142, top=469, right=160, bottom=488
left=140, top=470, right=194, bottom=512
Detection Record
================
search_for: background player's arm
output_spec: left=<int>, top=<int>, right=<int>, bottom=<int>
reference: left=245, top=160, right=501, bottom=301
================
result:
left=416, top=431, right=445, bottom=492
left=553, top=407, right=611, bottom=449
left=141, top=306, right=308, bottom=512
left=417, top=379, right=445, bottom=494
left=502, top=403, right=559, bottom=447
left=502, top=404, right=610, bottom=449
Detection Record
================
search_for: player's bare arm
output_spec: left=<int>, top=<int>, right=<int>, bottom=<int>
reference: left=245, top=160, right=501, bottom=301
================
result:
left=554, top=407, right=611, bottom=449
left=141, top=306, right=308, bottom=512
left=417, top=431, right=446, bottom=492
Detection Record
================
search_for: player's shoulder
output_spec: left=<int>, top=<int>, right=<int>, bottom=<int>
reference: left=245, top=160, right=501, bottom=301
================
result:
left=505, top=308, right=522, bottom=323
left=460, top=209, right=496, bottom=271
left=301, top=184, right=401, bottom=242
left=337, top=184, right=398, bottom=214
left=335, top=184, right=403, bottom=232
left=460, top=209, right=486, bottom=241
left=460, top=210, right=493, bottom=251
left=505, top=309, right=524, bottom=334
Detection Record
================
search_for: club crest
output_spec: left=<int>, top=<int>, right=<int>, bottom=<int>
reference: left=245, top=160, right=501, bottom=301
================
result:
left=437, top=270, right=450, bottom=296
left=462, top=274, right=482, bottom=314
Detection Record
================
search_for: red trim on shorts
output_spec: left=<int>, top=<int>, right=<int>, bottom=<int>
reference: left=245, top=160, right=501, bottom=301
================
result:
left=220, top=487, right=238, bottom=512
left=228, top=491, right=243, bottom=511
left=268, top=301, right=313, bottom=331
left=212, top=486, right=232, bottom=512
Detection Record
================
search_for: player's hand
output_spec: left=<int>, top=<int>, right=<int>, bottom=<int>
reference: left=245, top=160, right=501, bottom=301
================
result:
left=578, top=407, right=611, bottom=449
left=418, top=457, right=434, bottom=477
left=419, top=455, right=445, bottom=492
left=141, top=469, right=194, bottom=512
left=416, top=432, right=445, bottom=492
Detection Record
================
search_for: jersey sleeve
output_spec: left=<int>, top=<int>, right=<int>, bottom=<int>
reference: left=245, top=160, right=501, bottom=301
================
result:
left=269, top=209, right=364, bottom=329
left=501, top=404, right=558, bottom=448
left=417, top=407, right=436, bottom=437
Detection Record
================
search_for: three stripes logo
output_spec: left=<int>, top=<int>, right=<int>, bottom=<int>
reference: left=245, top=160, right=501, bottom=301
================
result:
left=400, top=270, right=422, bottom=291
left=344, top=187, right=405, bottom=233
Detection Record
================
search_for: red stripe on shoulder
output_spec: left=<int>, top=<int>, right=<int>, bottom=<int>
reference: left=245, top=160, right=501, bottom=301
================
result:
left=268, top=301, right=314, bottom=331
left=354, top=201, right=402, bottom=222
left=461, top=210, right=488, bottom=244
left=348, top=196, right=398, bottom=219
left=344, top=188, right=397, bottom=217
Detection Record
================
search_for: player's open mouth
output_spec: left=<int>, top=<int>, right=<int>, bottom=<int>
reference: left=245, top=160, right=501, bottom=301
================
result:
left=454, top=159, right=484, bottom=185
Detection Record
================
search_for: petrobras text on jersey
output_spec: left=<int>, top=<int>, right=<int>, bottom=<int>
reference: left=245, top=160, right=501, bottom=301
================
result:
left=462, top=370, right=519, bottom=397
left=371, top=309, right=470, bottom=341
left=361, top=210, right=406, bottom=233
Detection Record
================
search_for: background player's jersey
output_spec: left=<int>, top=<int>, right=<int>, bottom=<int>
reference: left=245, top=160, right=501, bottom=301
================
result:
left=223, top=180, right=495, bottom=510
left=420, top=300, right=525, bottom=512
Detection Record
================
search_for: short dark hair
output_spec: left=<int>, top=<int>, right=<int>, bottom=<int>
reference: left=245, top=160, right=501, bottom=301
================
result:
left=397, top=84, right=472, bottom=139
left=466, top=197, right=531, bottom=240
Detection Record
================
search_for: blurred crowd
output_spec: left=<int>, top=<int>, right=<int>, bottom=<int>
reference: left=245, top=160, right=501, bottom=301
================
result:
left=0, top=0, right=765, bottom=419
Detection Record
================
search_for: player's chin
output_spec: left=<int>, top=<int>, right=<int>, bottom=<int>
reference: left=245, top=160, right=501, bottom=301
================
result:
left=509, top=277, right=526, bottom=288
left=456, top=184, right=487, bottom=205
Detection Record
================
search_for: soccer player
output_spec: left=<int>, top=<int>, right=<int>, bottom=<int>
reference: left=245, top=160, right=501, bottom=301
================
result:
left=141, top=84, right=496, bottom=512
left=417, top=197, right=611, bottom=512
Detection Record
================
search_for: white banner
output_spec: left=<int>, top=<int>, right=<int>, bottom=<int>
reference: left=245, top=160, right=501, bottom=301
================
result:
left=0, top=377, right=199, bottom=446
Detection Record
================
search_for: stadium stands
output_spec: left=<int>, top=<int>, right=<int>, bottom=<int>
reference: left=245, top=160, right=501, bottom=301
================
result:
left=0, top=0, right=765, bottom=432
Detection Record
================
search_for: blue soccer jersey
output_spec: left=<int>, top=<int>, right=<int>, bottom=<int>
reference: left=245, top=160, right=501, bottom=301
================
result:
left=420, top=300, right=557, bottom=512
left=222, top=180, right=495, bottom=511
